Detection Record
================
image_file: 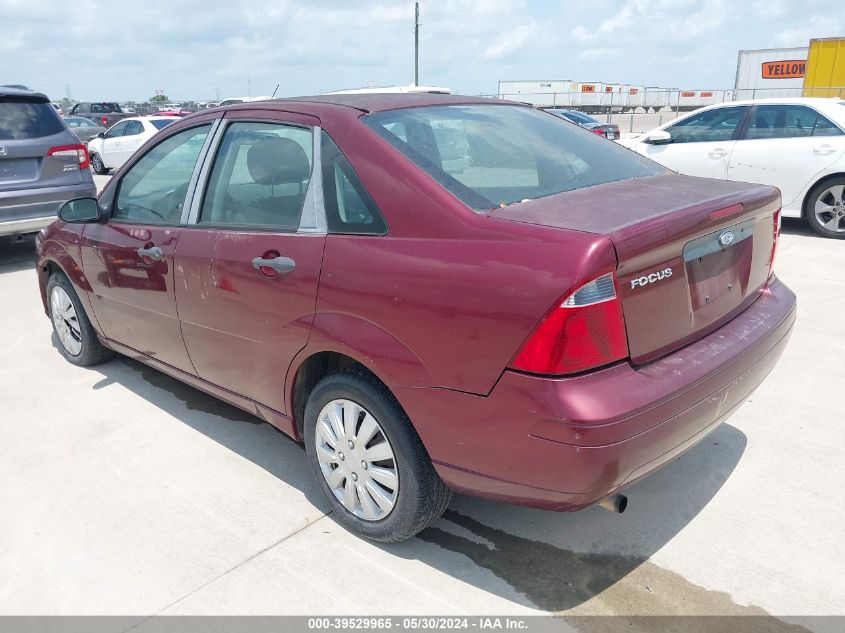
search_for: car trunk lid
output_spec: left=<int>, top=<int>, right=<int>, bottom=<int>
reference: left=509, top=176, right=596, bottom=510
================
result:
left=491, top=173, right=780, bottom=364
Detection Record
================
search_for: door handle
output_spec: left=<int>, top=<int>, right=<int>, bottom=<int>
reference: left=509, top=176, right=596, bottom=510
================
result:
left=813, top=144, right=836, bottom=155
left=708, top=148, right=728, bottom=158
left=252, top=255, right=296, bottom=277
left=137, top=246, right=163, bottom=261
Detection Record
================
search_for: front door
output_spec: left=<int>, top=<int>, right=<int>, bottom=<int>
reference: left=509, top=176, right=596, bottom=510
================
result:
left=80, top=123, right=214, bottom=373
left=641, top=105, right=749, bottom=180
left=100, top=120, right=128, bottom=169
left=176, top=116, right=324, bottom=414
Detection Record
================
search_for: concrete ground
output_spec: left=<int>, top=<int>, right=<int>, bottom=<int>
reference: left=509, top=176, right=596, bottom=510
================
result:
left=0, top=215, right=842, bottom=626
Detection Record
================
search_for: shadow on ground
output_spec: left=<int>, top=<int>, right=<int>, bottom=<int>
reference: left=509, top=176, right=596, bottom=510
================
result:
left=68, top=347, right=748, bottom=614
left=0, top=234, right=37, bottom=275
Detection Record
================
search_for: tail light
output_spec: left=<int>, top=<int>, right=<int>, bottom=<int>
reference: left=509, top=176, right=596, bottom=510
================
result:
left=47, top=143, right=90, bottom=170
left=591, top=128, right=605, bottom=135
left=768, top=209, right=781, bottom=280
left=101, top=116, right=108, bottom=126
left=510, top=271, right=629, bottom=375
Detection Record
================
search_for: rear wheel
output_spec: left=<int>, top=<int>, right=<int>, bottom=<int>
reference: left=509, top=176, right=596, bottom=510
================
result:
left=806, top=177, right=845, bottom=239
left=304, top=368, right=452, bottom=543
left=90, top=152, right=108, bottom=175
left=47, top=273, right=115, bottom=366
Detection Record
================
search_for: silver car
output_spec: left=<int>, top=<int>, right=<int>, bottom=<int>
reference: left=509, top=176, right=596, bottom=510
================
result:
left=1, top=87, right=97, bottom=236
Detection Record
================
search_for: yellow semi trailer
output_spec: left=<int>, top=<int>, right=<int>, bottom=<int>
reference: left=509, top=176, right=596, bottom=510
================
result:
left=803, top=37, right=845, bottom=98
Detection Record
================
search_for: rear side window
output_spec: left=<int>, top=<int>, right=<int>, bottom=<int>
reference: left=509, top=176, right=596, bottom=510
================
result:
left=364, top=104, right=664, bottom=211
left=0, top=98, right=65, bottom=140
left=321, top=133, right=387, bottom=234
left=745, top=105, right=843, bottom=139
left=151, top=119, right=175, bottom=130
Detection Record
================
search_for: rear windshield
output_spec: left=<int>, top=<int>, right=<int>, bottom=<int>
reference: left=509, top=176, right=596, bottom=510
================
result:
left=151, top=119, right=176, bottom=130
left=90, top=103, right=121, bottom=113
left=364, top=104, right=665, bottom=211
left=0, top=98, right=65, bottom=140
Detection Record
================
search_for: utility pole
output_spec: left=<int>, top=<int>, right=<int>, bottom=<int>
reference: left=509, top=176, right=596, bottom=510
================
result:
left=414, top=2, right=420, bottom=86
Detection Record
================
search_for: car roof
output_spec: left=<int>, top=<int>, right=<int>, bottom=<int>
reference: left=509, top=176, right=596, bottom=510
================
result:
left=229, top=93, right=520, bottom=114
left=0, top=86, right=49, bottom=101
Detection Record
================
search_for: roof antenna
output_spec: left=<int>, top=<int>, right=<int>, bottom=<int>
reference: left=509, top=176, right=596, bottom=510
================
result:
left=271, top=84, right=280, bottom=98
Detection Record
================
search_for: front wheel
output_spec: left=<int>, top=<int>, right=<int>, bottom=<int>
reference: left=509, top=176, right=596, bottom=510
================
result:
left=90, top=152, right=108, bottom=175
left=806, top=177, right=845, bottom=239
left=47, top=273, right=115, bottom=366
left=304, top=368, right=452, bottom=543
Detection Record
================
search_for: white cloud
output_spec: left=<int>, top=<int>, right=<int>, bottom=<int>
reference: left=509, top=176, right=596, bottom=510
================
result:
left=775, top=14, right=843, bottom=47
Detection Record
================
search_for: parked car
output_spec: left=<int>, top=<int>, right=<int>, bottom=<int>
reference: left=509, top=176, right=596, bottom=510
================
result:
left=36, top=94, right=795, bottom=542
left=86, top=116, right=176, bottom=174
left=67, top=102, right=133, bottom=128
left=620, top=98, right=845, bottom=238
left=547, top=108, right=621, bottom=140
left=0, top=87, right=96, bottom=236
left=217, top=96, right=273, bottom=107
left=63, top=116, right=106, bottom=143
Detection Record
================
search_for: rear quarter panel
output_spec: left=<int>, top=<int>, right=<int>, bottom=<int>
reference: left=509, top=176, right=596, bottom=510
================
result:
left=305, top=113, right=620, bottom=395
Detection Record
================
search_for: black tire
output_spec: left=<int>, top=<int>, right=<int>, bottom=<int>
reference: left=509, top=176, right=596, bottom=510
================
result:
left=47, top=272, right=115, bottom=367
left=90, top=152, right=108, bottom=175
left=805, top=176, right=845, bottom=239
left=304, top=367, right=452, bottom=543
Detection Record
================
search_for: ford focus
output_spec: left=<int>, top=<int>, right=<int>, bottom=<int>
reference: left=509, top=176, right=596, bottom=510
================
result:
left=36, top=94, right=796, bottom=542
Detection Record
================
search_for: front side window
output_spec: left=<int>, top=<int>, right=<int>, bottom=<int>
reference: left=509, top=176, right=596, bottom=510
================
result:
left=124, top=120, right=143, bottom=136
left=364, top=104, right=665, bottom=211
left=665, top=106, right=748, bottom=144
left=199, top=121, right=313, bottom=230
left=114, top=124, right=211, bottom=224
left=107, top=121, right=128, bottom=138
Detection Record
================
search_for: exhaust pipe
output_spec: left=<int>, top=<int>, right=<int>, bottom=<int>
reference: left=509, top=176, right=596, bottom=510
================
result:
left=598, top=494, right=628, bottom=514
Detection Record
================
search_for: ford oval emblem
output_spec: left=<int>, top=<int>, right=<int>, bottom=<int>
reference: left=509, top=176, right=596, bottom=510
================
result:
left=719, top=230, right=735, bottom=247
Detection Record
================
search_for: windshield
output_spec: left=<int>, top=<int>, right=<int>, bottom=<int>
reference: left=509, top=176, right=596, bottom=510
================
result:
left=0, top=98, right=65, bottom=140
left=151, top=119, right=176, bottom=130
left=556, top=110, right=595, bottom=125
left=364, top=104, right=665, bottom=211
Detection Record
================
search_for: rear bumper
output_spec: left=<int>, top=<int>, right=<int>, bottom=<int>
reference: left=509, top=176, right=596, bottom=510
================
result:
left=395, top=277, right=796, bottom=510
left=0, top=181, right=97, bottom=236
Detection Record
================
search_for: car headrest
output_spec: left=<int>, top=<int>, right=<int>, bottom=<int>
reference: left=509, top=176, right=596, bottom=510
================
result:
left=247, top=137, right=311, bottom=186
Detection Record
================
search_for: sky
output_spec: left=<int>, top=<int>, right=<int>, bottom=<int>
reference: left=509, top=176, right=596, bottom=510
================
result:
left=2, top=0, right=842, bottom=102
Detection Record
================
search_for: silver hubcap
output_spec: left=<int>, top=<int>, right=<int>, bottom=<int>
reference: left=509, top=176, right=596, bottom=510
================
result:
left=814, top=184, right=845, bottom=233
left=50, top=286, right=83, bottom=356
left=315, top=399, right=399, bottom=521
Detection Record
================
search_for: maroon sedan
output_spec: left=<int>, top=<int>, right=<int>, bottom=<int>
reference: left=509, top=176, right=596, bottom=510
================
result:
left=36, top=94, right=795, bottom=542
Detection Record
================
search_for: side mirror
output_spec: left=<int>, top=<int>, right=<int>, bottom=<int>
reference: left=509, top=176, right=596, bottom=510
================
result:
left=643, top=130, right=672, bottom=145
left=97, top=132, right=106, bottom=139
left=59, top=198, right=105, bottom=223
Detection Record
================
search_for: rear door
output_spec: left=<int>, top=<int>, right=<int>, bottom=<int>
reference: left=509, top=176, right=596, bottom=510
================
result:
left=80, top=122, right=215, bottom=373
left=175, top=112, right=324, bottom=414
left=640, top=106, right=750, bottom=179
left=0, top=94, right=84, bottom=192
left=727, top=104, right=845, bottom=208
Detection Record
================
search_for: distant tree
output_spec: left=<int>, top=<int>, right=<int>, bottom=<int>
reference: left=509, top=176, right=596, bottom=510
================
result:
left=149, top=94, right=169, bottom=103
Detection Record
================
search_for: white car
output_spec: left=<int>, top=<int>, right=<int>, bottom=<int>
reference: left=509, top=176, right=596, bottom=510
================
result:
left=87, top=116, right=177, bottom=175
left=620, top=98, right=845, bottom=238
